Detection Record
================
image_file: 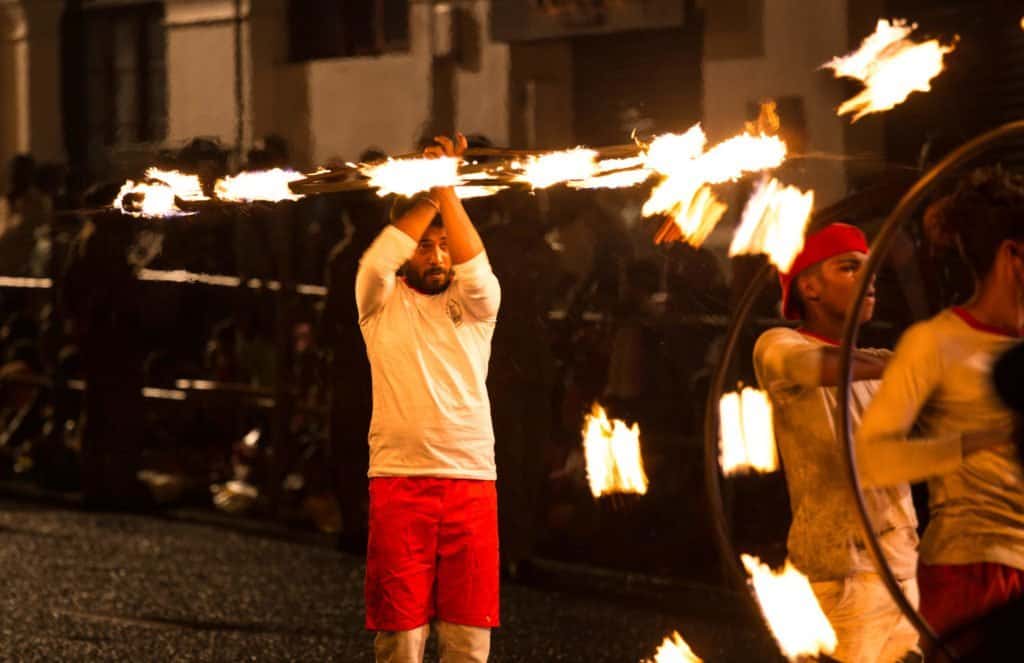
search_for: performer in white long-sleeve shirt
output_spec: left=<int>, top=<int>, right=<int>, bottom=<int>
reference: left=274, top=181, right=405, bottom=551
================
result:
left=857, top=167, right=1023, bottom=646
left=754, top=223, right=920, bottom=663
left=356, top=133, right=501, bottom=663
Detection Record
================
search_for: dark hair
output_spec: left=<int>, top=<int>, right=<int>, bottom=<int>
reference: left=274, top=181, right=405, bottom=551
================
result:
left=923, top=166, right=1024, bottom=279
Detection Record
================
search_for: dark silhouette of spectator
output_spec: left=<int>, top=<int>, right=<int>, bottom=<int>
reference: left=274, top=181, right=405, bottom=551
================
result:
left=62, top=206, right=150, bottom=509
left=323, top=182, right=387, bottom=553
left=0, top=155, right=52, bottom=276
left=483, top=193, right=562, bottom=578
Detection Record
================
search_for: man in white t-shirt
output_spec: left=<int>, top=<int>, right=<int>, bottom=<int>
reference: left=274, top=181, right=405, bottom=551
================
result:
left=753, top=223, right=921, bottom=663
left=356, top=133, right=501, bottom=663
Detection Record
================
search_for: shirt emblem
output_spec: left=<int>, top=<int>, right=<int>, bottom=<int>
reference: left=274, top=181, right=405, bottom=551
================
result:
left=447, top=298, right=463, bottom=327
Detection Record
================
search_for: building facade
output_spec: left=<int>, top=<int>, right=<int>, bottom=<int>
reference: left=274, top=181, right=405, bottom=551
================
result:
left=0, top=0, right=881, bottom=210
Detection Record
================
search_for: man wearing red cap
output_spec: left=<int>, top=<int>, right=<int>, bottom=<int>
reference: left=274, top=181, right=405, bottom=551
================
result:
left=753, top=223, right=921, bottom=662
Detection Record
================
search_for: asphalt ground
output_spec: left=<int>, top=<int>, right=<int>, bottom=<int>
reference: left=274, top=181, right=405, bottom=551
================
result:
left=0, top=496, right=781, bottom=662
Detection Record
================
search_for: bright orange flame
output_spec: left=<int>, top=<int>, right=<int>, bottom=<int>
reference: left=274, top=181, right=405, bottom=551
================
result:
left=741, top=554, right=837, bottom=661
left=745, top=100, right=781, bottom=136
left=214, top=169, right=305, bottom=202
left=823, top=19, right=955, bottom=122
left=513, top=148, right=599, bottom=189
left=646, top=631, right=703, bottom=663
left=144, top=168, right=208, bottom=201
left=719, top=388, right=779, bottom=476
left=569, top=155, right=652, bottom=190
left=454, top=185, right=507, bottom=199
left=648, top=182, right=728, bottom=247
left=361, top=157, right=462, bottom=197
left=642, top=124, right=786, bottom=247
left=730, top=177, right=814, bottom=272
left=582, top=404, right=649, bottom=498
left=113, top=180, right=189, bottom=218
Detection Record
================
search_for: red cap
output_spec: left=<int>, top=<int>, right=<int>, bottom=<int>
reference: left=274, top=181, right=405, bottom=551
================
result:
left=779, top=223, right=869, bottom=320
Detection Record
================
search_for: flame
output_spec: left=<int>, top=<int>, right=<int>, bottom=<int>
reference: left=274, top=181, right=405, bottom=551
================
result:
left=361, top=157, right=462, bottom=197
left=582, top=404, right=649, bottom=498
left=823, top=19, right=956, bottom=122
left=646, top=631, right=703, bottom=663
left=144, top=168, right=208, bottom=201
left=567, top=155, right=652, bottom=189
left=745, top=100, right=781, bottom=136
left=694, top=133, right=788, bottom=184
left=741, top=554, right=837, bottom=661
left=729, top=177, right=814, bottom=272
left=719, top=388, right=779, bottom=476
left=113, top=180, right=190, bottom=218
left=643, top=126, right=708, bottom=176
left=214, top=169, right=305, bottom=202
left=455, top=185, right=507, bottom=199
left=647, top=182, right=728, bottom=246
left=513, top=148, right=599, bottom=189
left=641, top=124, right=786, bottom=248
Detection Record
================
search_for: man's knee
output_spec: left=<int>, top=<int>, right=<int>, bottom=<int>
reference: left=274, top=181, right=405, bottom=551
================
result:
left=436, top=621, right=490, bottom=663
left=374, top=624, right=430, bottom=663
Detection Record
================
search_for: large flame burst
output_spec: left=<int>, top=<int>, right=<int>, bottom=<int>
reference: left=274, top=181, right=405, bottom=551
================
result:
left=822, top=18, right=956, bottom=122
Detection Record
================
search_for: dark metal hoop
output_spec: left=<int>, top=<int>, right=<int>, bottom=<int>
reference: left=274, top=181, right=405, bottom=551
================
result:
left=837, top=119, right=1024, bottom=662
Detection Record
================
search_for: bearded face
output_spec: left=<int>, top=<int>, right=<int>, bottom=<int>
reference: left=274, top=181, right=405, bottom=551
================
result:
left=403, top=224, right=453, bottom=294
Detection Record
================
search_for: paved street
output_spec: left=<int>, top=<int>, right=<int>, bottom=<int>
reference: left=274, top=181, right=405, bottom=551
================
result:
left=0, top=497, right=778, bottom=662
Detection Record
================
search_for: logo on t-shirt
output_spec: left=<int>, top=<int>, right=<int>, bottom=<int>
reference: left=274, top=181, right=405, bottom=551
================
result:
left=447, top=298, right=463, bottom=327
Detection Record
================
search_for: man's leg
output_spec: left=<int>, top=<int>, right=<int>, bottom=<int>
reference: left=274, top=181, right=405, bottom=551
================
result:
left=813, top=574, right=919, bottom=663
left=374, top=624, right=430, bottom=663
left=436, top=621, right=490, bottom=663
left=877, top=579, right=922, bottom=663
left=365, top=478, right=443, bottom=659
left=435, top=480, right=500, bottom=628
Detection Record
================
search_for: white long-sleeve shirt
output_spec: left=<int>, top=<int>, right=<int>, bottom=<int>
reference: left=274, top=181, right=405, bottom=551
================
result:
left=857, top=308, right=1024, bottom=570
left=754, top=328, right=918, bottom=582
left=355, top=225, right=501, bottom=479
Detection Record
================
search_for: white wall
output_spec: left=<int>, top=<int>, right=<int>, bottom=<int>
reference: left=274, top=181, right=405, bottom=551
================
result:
left=0, top=0, right=63, bottom=176
left=165, top=0, right=246, bottom=149
left=703, top=0, right=850, bottom=208
left=299, top=3, right=433, bottom=165
left=453, top=0, right=510, bottom=146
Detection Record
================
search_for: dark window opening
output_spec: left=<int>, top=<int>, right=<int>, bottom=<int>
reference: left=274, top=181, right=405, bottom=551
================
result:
left=83, top=3, right=167, bottom=147
left=287, top=0, right=410, bottom=62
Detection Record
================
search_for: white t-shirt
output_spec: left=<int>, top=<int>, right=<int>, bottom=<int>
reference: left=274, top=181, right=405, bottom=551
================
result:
left=754, top=328, right=919, bottom=582
left=355, top=225, right=501, bottom=480
left=858, top=308, right=1024, bottom=570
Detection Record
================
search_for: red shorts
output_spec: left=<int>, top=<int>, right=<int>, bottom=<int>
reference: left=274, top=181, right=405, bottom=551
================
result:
left=364, top=477, right=500, bottom=631
left=919, top=561, right=1024, bottom=635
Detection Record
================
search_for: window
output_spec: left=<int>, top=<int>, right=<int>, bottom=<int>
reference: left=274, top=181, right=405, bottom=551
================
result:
left=83, top=3, right=167, bottom=146
left=287, top=0, right=410, bottom=62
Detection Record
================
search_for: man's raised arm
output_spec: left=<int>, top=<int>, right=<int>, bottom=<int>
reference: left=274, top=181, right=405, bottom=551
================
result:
left=427, top=133, right=500, bottom=322
left=354, top=198, right=438, bottom=324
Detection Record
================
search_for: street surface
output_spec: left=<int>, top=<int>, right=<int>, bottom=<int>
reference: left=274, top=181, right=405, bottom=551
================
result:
left=0, top=498, right=778, bottom=662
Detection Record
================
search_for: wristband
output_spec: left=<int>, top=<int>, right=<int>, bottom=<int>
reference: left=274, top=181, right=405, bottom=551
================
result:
left=416, top=194, right=441, bottom=214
